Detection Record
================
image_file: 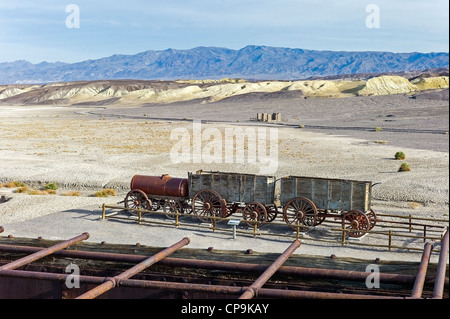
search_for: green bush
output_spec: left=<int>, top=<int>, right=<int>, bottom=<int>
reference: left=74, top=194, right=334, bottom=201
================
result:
left=395, top=152, right=406, bottom=160
left=398, top=163, right=411, bottom=172
left=44, top=183, right=59, bottom=190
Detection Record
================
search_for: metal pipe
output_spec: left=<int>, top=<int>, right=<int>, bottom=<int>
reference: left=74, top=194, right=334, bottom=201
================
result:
left=433, top=229, right=449, bottom=299
left=411, top=242, right=433, bottom=298
left=0, top=233, right=89, bottom=272
left=239, top=239, right=301, bottom=299
left=0, top=268, right=405, bottom=299
left=1, top=243, right=445, bottom=287
left=75, top=237, right=190, bottom=299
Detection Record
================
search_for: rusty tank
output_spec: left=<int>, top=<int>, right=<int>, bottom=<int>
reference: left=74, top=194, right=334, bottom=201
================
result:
left=130, top=174, right=189, bottom=198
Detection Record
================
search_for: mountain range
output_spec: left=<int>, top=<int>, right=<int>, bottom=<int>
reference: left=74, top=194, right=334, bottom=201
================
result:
left=1, top=45, right=449, bottom=84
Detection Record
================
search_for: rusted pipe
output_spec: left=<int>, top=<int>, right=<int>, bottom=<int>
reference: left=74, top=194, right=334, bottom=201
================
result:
left=433, top=229, right=449, bottom=299
left=75, top=237, right=190, bottom=299
left=239, top=239, right=301, bottom=299
left=411, top=242, right=433, bottom=298
left=1, top=268, right=405, bottom=299
left=1, top=243, right=445, bottom=287
left=0, top=233, right=89, bottom=272
left=118, top=278, right=402, bottom=299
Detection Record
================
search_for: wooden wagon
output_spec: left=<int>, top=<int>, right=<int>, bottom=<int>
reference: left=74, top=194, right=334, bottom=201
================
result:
left=188, top=171, right=277, bottom=227
left=280, top=176, right=377, bottom=237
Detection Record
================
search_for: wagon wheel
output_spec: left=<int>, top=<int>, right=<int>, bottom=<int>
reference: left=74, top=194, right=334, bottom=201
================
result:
left=124, top=190, right=151, bottom=216
left=163, top=199, right=184, bottom=219
left=283, top=197, right=318, bottom=229
left=342, top=210, right=370, bottom=238
left=366, top=209, right=377, bottom=231
left=265, top=204, right=279, bottom=222
left=183, top=200, right=193, bottom=215
left=315, top=210, right=327, bottom=226
left=242, top=202, right=268, bottom=228
left=149, top=198, right=161, bottom=211
left=225, top=203, right=240, bottom=218
left=191, top=189, right=226, bottom=223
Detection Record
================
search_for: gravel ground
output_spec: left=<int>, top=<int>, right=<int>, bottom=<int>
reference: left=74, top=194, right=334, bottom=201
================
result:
left=0, top=94, right=448, bottom=264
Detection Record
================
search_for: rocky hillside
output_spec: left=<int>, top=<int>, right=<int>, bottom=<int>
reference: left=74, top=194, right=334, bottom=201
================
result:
left=1, top=73, right=448, bottom=106
left=1, top=45, right=448, bottom=84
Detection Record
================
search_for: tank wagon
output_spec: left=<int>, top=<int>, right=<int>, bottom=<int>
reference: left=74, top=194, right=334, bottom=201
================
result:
left=123, top=171, right=378, bottom=237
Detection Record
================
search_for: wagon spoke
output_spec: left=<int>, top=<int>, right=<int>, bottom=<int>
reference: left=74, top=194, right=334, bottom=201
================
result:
left=163, top=199, right=184, bottom=220
left=342, top=210, right=370, bottom=238
left=283, top=197, right=318, bottom=230
left=242, top=202, right=268, bottom=228
left=124, top=190, right=151, bottom=216
left=191, top=189, right=225, bottom=223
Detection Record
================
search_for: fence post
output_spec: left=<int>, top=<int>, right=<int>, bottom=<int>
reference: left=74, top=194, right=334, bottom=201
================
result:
left=409, top=215, right=412, bottom=233
left=102, top=204, right=106, bottom=220
left=423, top=225, right=427, bottom=243
left=342, top=226, right=346, bottom=246
left=388, top=230, right=392, bottom=251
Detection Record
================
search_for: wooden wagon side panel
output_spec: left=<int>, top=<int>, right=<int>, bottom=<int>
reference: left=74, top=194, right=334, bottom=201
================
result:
left=280, top=176, right=372, bottom=212
left=189, top=172, right=275, bottom=205
left=349, top=182, right=372, bottom=212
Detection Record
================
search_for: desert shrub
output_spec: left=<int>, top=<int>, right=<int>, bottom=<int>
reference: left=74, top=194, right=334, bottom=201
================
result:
left=28, top=189, right=49, bottom=195
left=94, top=189, right=117, bottom=197
left=374, top=127, right=383, bottom=132
left=398, top=163, right=411, bottom=172
left=15, top=186, right=29, bottom=193
left=6, top=181, right=25, bottom=188
left=44, top=183, right=59, bottom=190
left=395, top=152, right=406, bottom=160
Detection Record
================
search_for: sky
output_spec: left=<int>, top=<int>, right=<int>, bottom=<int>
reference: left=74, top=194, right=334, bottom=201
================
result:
left=0, top=0, right=448, bottom=63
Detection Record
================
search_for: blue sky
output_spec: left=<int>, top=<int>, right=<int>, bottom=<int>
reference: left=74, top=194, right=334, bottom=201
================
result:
left=0, top=0, right=448, bottom=63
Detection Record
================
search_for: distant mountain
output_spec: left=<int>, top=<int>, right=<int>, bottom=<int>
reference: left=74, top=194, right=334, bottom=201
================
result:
left=1, top=45, right=449, bottom=84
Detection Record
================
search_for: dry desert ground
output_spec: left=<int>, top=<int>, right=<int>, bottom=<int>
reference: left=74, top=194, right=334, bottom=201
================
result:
left=0, top=84, right=448, bottom=263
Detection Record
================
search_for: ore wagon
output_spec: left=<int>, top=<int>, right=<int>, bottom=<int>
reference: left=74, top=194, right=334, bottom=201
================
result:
left=280, top=176, right=377, bottom=237
left=188, top=171, right=278, bottom=226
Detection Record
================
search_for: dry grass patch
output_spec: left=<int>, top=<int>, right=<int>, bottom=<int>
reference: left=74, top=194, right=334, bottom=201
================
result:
left=62, top=191, right=81, bottom=197
left=94, top=189, right=117, bottom=197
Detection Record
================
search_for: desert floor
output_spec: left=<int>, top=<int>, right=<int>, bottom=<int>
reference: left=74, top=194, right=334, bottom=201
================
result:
left=0, top=93, right=448, bottom=263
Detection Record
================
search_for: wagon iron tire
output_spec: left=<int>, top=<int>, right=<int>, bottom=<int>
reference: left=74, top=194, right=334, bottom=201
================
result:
left=242, top=202, right=268, bottom=228
left=124, top=190, right=151, bottom=216
left=163, top=199, right=184, bottom=220
left=265, top=204, right=279, bottom=222
left=342, top=210, right=371, bottom=238
left=226, top=203, right=240, bottom=218
left=315, top=210, right=327, bottom=226
left=283, top=197, right=318, bottom=229
left=366, top=209, right=378, bottom=231
left=191, top=189, right=227, bottom=223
